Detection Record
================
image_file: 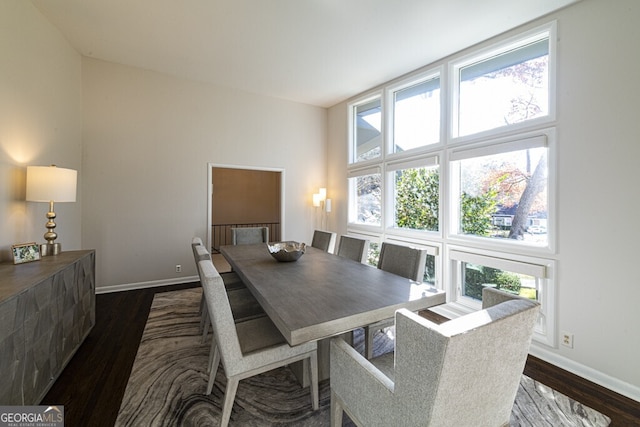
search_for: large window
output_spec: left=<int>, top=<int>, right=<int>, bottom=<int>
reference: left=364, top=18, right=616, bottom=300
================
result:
left=388, top=156, right=439, bottom=233
left=346, top=22, right=557, bottom=346
left=449, top=133, right=550, bottom=249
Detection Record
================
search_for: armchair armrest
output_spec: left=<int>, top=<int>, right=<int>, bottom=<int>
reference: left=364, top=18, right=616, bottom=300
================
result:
left=331, top=338, right=394, bottom=392
left=330, top=337, right=395, bottom=425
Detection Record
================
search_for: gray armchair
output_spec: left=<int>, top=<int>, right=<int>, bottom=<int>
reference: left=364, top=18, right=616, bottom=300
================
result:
left=231, top=226, right=269, bottom=245
left=311, top=229, right=337, bottom=253
left=363, top=242, right=428, bottom=358
left=198, top=259, right=319, bottom=427
left=330, top=289, right=539, bottom=427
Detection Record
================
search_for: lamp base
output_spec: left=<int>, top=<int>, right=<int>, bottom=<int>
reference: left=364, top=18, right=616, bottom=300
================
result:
left=40, top=243, right=61, bottom=257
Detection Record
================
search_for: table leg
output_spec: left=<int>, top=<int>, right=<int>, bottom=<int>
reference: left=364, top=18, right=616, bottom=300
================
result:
left=291, top=331, right=353, bottom=387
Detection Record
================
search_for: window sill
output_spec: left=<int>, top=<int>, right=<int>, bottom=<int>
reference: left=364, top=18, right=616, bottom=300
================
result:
left=428, top=302, right=475, bottom=320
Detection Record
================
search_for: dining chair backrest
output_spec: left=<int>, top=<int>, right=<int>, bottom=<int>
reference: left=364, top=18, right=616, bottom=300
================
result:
left=231, top=227, right=269, bottom=245
left=193, top=243, right=211, bottom=262
left=192, top=236, right=204, bottom=257
left=198, top=259, right=244, bottom=370
left=336, top=235, right=370, bottom=263
left=377, top=242, right=427, bottom=282
left=311, top=230, right=337, bottom=253
left=393, top=300, right=539, bottom=425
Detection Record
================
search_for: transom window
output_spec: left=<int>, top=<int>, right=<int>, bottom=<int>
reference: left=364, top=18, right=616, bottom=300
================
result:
left=351, top=96, right=382, bottom=164
left=390, top=75, right=441, bottom=153
left=453, top=27, right=552, bottom=138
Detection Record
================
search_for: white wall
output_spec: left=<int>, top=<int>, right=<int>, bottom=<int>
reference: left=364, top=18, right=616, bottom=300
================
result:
left=327, top=0, right=640, bottom=400
left=0, top=1, right=82, bottom=261
left=81, top=58, right=327, bottom=289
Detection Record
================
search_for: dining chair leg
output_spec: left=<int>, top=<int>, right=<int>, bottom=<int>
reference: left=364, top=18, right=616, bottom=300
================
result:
left=330, top=390, right=344, bottom=427
left=198, top=290, right=205, bottom=315
left=220, top=377, right=239, bottom=427
left=206, top=342, right=220, bottom=395
left=309, top=352, right=319, bottom=410
left=202, top=314, right=210, bottom=344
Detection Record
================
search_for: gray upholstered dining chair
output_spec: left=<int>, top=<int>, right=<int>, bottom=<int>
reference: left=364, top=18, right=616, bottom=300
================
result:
left=311, top=229, right=337, bottom=253
left=330, top=288, right=540, bottom=427
left=336, top=235, right=370, bottom=263
left=192, top=239, right=264, bottom=343
left=198, top=259, right=319, bottom=427
left=376, top=241, right=427, bottom=281
left=231, top=226, right=269, bottom=245
left=363, top=242, right=428, bottom=358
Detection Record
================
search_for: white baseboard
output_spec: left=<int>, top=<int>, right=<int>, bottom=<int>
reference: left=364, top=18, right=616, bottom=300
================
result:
left=530, top=344, right=640, bottom=403
left=96, top=275, right=199, bottom=294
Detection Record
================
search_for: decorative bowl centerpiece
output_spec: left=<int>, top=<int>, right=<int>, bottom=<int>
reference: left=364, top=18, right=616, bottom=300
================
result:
left=268, top=241, right=306, bottom=262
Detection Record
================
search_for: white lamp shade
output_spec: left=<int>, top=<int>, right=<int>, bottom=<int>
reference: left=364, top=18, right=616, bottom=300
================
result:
left=318, top=188, right=327, bottom=201
left=312, top=193, right=321, bottom=207
left=26, top=166, right=77, bottom=202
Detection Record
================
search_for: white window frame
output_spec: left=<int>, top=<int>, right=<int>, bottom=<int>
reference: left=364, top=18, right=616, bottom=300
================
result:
left=447, top=128, right=556, bottom=256
left=385, top=68, right=443, bottom=159
left=349, top=92, right=384, bottom=166
left=445, top=245, right=556, bottom=347
left=347, top=165, right=384, bottom=233
left=384, top=154, right=441, bottom=238
left=450, top=21, right=557, bottom=143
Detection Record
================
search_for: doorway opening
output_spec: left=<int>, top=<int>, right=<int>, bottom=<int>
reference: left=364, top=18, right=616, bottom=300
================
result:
left=207, top=164, right=284, bottom=253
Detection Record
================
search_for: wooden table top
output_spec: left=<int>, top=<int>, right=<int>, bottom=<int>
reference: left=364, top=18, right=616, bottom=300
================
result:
left=220, top=243, right=445, bottom=346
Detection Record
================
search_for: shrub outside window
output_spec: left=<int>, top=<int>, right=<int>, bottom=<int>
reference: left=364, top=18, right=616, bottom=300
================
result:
left=387, top=156, right=439, bottom=233
left=449, top=248, right=554, bottom=345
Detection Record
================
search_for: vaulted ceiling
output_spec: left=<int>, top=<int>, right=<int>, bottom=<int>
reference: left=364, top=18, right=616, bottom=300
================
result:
left=32, top=0, right=580, bottom=107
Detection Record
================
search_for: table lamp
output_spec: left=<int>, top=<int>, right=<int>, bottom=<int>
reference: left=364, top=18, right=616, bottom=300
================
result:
left=26, top=165, right=77, bottom=256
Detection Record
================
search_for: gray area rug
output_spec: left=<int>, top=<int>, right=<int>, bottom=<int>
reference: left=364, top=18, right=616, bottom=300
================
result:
left=116, top=288, right=610, bottom=426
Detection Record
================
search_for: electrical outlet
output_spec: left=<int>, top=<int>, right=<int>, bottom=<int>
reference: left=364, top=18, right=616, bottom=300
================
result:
left=561, top=331, right=573, bottom=348
left=175, top=264, right=182, bottom=273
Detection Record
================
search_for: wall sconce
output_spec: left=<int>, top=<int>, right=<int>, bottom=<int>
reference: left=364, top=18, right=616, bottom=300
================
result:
left=312, top=187, right=332, bottom=230
left=26, top=165, right=77, bottom=256
left=313, top=193, right=322, bottom=207
left=312, top=188, right=331, bottom=212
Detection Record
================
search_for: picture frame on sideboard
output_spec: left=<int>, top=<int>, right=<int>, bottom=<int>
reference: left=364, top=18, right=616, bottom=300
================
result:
left=11, top=242, right=41, bottom=264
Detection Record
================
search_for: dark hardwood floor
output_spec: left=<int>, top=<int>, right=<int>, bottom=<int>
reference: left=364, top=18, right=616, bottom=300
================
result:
left=43, top=284, right=640, bottom=427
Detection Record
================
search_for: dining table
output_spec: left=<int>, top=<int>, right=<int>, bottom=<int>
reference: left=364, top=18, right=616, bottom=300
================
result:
left=220, top=242, right=446, bottom=382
